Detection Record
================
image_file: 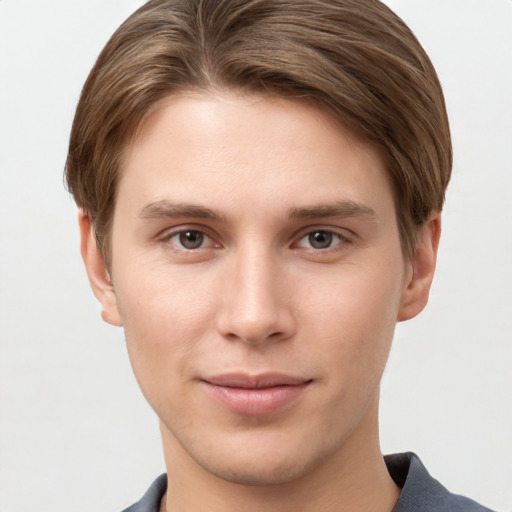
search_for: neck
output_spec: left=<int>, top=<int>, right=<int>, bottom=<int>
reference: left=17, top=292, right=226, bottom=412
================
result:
left=160, top=393, right=400, bottom=512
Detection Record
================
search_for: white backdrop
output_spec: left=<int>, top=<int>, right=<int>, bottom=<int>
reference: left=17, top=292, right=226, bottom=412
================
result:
left=0, top=1, right=511, bottom=511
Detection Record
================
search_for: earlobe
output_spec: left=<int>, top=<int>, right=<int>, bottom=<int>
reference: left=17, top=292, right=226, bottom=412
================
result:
left=78, top=211, right=123, bottom=327
left=397, top=212, right=441, bottom=322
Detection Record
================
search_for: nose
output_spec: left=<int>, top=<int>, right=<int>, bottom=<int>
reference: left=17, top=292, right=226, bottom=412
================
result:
left=215, top=246, right=296, bottom=345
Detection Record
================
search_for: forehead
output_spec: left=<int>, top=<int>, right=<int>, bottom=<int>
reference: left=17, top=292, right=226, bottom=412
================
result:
left=117, top=92, right=395, bottom=222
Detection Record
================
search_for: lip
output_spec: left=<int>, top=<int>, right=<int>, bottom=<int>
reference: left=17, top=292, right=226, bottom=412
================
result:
left=200, top=373, right=312, bottom=416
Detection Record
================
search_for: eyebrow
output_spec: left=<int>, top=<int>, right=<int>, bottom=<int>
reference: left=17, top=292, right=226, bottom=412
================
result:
left=137, top=199, right=377, bottom=223
left=138, top=200, right=229, bottom=222
left=288, top=201, right=377, bottom=220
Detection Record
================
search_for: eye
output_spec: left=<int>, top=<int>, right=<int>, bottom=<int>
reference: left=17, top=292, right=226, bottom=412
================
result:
left=167, top=229, right=212, bottom=250
left=296, top=230, right=346, bottom=250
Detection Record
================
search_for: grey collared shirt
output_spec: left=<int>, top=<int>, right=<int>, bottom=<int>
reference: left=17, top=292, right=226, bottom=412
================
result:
left=122, top=452, right=495, bottom=512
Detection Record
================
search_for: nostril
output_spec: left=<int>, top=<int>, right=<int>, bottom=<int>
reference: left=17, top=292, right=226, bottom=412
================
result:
left=223, top=327, right=289, bottom=345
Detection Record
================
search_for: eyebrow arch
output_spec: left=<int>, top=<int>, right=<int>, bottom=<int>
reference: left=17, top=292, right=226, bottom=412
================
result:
left=288, top=200, right=377, bottom=220
left=137, top=200, right=228, bottom=223
left=138, top=199, right=376, bottom=223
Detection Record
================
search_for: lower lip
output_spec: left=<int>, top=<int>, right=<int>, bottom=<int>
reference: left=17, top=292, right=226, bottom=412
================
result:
left=202, top=381, right=310, bottom=416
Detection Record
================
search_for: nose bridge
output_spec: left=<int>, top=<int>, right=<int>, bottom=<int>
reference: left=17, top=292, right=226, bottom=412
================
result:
left=216, top=241, right=294, bottom=344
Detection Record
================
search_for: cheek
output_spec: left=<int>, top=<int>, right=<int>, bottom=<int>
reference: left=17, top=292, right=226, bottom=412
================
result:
left=303, top=259, right=403, bottom=329
left=117, top=259, right=216, bottom=330
left=300, top=261, right=404, bottom=377
left=114, top=267, right=218, bottom=387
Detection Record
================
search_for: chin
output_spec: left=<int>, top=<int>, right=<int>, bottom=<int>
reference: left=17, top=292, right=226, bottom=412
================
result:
left=186, top=432, right=338, bottom=487
left=201, top=455, right=315, bottom=487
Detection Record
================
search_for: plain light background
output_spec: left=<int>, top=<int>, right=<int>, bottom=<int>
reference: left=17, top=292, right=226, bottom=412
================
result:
left=0, top=1, right=511, bottom=511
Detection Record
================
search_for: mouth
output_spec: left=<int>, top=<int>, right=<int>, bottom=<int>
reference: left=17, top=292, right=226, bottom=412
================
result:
left=200, top=373, right=313, bottom=416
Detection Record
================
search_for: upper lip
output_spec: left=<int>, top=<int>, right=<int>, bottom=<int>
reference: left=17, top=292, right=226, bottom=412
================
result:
left=202, top=373, right=311, bottom=389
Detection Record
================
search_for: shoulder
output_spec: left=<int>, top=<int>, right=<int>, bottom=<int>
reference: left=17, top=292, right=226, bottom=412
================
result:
left=385, top=452, right=495, bottom=512
left=121, top=474, right=167, bottom=512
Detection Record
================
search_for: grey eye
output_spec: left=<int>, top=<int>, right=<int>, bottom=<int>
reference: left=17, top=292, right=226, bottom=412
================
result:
left=178, top=230, right=204, bottom=249
left=308, top=231, right=333, bottom=249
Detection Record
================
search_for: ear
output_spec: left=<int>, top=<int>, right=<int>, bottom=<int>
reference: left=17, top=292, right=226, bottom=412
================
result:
left=397, top=212, right=441, bottom=322
left=78, top=211, right=123, bottom=327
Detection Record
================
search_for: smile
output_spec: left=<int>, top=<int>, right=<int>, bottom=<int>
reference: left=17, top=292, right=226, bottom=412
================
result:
left=201, top=373, right=313, bottom=416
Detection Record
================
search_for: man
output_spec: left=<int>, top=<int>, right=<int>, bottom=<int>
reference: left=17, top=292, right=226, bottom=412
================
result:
left=65, top=1, right=495, bottom=510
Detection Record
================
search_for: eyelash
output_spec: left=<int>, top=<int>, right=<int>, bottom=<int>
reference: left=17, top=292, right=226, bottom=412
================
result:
left=159, top=226, right=353, bottom=254
left=161, top=228, right=218, bottom=252
left=294, top=229, right=351, bottom=251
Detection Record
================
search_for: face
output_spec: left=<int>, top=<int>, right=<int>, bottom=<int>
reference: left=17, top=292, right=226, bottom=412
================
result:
left=82, top=92, right=437, bottom=487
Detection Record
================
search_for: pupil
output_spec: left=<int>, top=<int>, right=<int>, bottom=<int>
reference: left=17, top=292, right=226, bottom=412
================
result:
left=179, top=231, right=203, bottom=249
left=309, top=231, right=332, bottom=249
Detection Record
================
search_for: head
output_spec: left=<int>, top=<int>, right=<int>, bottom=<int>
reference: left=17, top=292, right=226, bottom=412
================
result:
left=66, top=0, right=452, bottom=495
left=66, top=0, right=451, bottom=269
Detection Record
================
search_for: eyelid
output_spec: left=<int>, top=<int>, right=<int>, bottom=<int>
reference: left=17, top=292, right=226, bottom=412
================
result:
left=155, top=223, right=354, bottom=253
left=292, top=226, right=354, bottom=250
left=158, top=224, right=221, bottom=250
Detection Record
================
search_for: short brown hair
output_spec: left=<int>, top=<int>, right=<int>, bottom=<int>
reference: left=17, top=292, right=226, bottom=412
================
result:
left=65, top=0, right=452, bottom=266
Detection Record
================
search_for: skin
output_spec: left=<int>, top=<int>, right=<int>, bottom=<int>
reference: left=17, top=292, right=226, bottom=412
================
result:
left=80, top=92, right=440, bottom=512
